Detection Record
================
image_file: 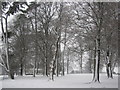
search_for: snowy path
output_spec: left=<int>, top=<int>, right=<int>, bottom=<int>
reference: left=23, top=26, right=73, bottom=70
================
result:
left=1, top=74, right=118, bottom=88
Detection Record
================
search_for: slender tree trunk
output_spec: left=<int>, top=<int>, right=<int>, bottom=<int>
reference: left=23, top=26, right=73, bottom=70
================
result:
left=80, top=51, right=83, bottom=73
left=20, top=61, right=23, bottom=76
left=67, top=50, right=69, bottom=74
left=106, top=49, right=113, bottom=78
left=51, top=36, right=60, bottom=81
left=36, top=63, right=39, bottom=74
left=92, top=40, right=96, bottom=81
left=56, top=3, right=63, bottom=76
left=56, top=18, right=62, bottom=77
left=33, top=2, right=38, bottom=77
left=56, top=50, right=59, bottom=77
left=25, top=63, right=27, bottom=75
left=97, top=36, right=100, bottom=82
left=6, top=16, right=14, bottom=79
left=45, top=58, right=48, bottom=76
left=89, top=59, right=92, bottom=73
left=106, top=62, right=113, bottom=78
left=51, top=61, right=55, bottom=81
left=33, top=60, right=36, bottom=77
left=89, top=50, right=92, bottom=73
left=62, top=52, right=65, bottom=76
left=56, top=38, right=61, bottom=77
left=56, top=54, right=58, bottom=76
left=44, top=23, right=49, bottom=77
left=5, top=16, right=10, bottom=73
left=57, top=41, right=61, bottom=76
left=43, top=62, right=46, bottom=76
left=62, top=28, right=67, bottom=76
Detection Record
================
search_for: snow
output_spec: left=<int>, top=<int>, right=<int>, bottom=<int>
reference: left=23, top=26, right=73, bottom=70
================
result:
left=1, top=73, right=118, bottom=88
left=0, top=75, right=4, bottom=90
left=0, top=81, right=1, bottom=90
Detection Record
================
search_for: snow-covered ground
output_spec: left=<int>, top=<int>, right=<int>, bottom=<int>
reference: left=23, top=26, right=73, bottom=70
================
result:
left=0, top=73, right=118, bottom=88
left=0, top=80, right=2, bottom=90
left=0, top=75, right=4, bottom=90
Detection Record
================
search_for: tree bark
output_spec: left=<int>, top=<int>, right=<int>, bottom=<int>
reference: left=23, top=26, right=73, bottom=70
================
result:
left=89, top=50, right=92, bottom=73
left=33, top=2, right=38, bottom=77
left=92, top=2, right=103, bottom=82
left=106, top=49, right=113, bottom=78
left=44, top=22, right=49, bottom=77
left=9, top=69, right=14, bottom=79
left=6, top=16, right=14, bottom=79
left=67, top=50, right=69, bottom=74
left=92, top=40, right=96, bottom=81
left=92, top=31, right=101, bottom=83
left=80, top=50, right=83, bottom=73
left=0, top=5, right=13, bottom=79
left=51, top=36, right=60, bottom=80
left=20, top=61, right=23, bottom=76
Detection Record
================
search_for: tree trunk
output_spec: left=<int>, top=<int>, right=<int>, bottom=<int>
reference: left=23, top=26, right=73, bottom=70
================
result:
left=89, top=50, right=92, bottom=73
left=56, top=56, right=58, bottom=76
left=92, top=2, right=103, bottom=82
left=44, top=23, right=49, bottom=77
left=43, top=62, right=46, bottom=76
left=93, top=40, right=96, bottom=80
left=25, top=64, right=27, bottom=75
left=5, top=16, right=10, bottom=74
left=1, top=3, right=14, bottom=79
left=56, top=39, right=61, bottom=77
left=6, top=16, right=15, bottom=79
left=51, top=36, right=60, bottom=80
left=93, top=35, right=100, bottom=82
left=33, top=3, right=38, bottom=77
left=45, top=60, right=48, bottom=76
left=62, top=47, right=65, bottom=76
left=9, top=69, right=14, bottom=79
left=36, top=63, right=39, bottom=74
left=89, top=60, right=92, bottom=73
left=49, top=60, right=54, bottom=81
left=67, top=51, right=69, bottom=74
left=80, top=51, right=83, bottom=73
left=20, top=62, right=23, bottom=76
left=62, top=28, right=67, bottom=76
left=106, top=50, right=113, bottom=78
left=92, top=39, right=100, bottom=82
left=33, top=60, right=36, bottom=77
left=106, top=62, right=113, bottom=78
left=51, top=61, right=55, bottom=81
